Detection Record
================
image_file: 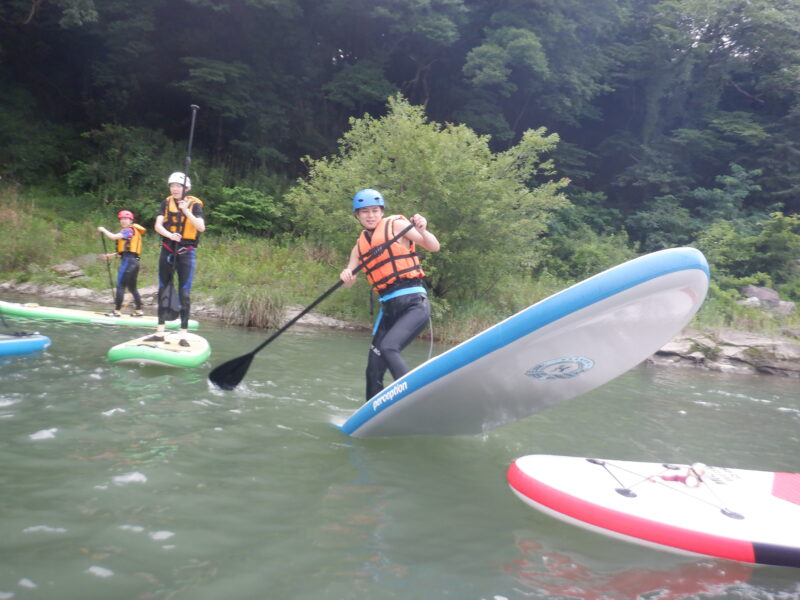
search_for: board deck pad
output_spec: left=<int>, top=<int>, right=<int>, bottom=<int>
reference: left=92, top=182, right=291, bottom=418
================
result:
left=337, top=247, right=710, bottom=438
left=0, top=300, right=198, bottom=330
left=0, top=332, right=51, bottom=356
left=107, top=331, right=210, bottom=368
left=507, top=454, right=800, bottom=568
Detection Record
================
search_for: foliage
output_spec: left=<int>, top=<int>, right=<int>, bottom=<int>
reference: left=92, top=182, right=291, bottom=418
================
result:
left=696, top=212, right=800, bottom=286
left=626, top=162, right=769, bottom=252
left=747, top=212, right=800, bottom=285
left=690, top=163, right=763, bottom=223
left=0, top=82, right=78, bottom=182
left=1, top=0, right=799, bottom=324
left=288, top=95, right=569, bottom=302
left=209, top=187, right=283, bottom=236
left=538, top=224, right=637, bottom=281
left=65, top=124, right=182, bottom=217
left=626, top=196, right=696, bottom=252
left=2, top=0, right=799, bottom=219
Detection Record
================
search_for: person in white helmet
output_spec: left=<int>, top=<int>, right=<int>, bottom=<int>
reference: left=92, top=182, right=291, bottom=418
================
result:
left=145, top=172, right=205, bottom=345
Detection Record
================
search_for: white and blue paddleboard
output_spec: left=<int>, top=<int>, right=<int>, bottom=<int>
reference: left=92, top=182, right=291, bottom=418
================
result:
left=508, top=454, right=800, bottom=568
left=336, top=247, right=709, bottom=438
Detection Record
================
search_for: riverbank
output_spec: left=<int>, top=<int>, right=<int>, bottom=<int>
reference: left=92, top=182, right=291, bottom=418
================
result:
left=0, top=279, right=357, bottom=330
left=3, top=278, right=799, bottom=378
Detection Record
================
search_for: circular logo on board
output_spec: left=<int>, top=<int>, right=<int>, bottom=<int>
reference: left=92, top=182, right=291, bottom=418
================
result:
left=525, top=357, right=594, bottom=380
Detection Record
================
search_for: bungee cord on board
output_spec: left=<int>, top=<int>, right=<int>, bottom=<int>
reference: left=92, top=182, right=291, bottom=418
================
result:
left=587, top=458, right=744, bottom=519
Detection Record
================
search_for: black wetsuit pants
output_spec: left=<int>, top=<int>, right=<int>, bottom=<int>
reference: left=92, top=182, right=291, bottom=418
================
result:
left=115, top=254, right=142, bottom=311
left=157, top=246, right=197, bottom=329
left=365, top=292, right=430, bottom=401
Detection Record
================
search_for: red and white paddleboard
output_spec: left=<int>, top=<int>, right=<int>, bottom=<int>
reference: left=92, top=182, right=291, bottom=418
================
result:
left=507, top=454, right=800, bottom=568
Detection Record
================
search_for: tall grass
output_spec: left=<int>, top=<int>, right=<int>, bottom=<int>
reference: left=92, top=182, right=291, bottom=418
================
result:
left=0, top=187, right=58, bottom=272
left=216, top=283, right=288, bottom=328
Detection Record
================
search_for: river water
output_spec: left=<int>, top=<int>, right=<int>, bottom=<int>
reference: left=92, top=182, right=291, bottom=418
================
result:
left=1, top=304, right=799, bottom=600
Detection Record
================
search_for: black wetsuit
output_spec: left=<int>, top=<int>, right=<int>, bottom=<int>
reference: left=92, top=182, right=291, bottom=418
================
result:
left=365, top=281, right=430, bottom=401
left=115, top=252, right=142, bottom=310
left=157, top=199, right=202, bottom=330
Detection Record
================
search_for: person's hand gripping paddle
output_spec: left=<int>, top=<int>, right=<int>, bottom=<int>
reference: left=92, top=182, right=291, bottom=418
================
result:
left=208, top=222, right=415, bottom=390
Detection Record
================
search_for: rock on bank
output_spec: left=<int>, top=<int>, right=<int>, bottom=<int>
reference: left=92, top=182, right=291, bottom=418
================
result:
left=652, top=330, right=800, bottom=378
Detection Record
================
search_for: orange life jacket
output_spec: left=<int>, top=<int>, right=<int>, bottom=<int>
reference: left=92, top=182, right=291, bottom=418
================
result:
left=357, top=215, right=424, bottom=292
left=116, top=223, right=146, bottom=255
left=163, top=195, right=203, bottom=241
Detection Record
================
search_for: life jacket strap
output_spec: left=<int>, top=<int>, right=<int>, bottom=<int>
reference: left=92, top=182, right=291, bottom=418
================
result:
left=162, top=242, right=196, bottom=255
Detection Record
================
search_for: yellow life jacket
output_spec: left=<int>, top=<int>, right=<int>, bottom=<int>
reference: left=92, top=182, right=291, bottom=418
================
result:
left=163, top=195, right=203, bottom=241
left=357, top=215, right=424, bottom=292
left=116, top=223, right=146, bottom=255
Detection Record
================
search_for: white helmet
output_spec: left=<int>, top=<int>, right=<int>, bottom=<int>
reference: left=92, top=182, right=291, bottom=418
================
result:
left=168, top=172, right=191, bottom=190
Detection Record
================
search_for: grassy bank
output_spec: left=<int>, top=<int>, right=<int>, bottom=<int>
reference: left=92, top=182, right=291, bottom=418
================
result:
left=1, top=187, right=797, bottom=344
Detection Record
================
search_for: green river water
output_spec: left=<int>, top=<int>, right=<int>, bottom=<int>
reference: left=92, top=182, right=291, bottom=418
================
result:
left=1, top=300, right=799, bottom=600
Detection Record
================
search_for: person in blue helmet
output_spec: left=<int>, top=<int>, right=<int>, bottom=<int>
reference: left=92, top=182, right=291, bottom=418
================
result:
left=340, top=188, right=440, bottom=402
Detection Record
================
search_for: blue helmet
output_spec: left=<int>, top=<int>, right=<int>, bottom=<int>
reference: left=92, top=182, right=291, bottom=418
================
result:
left=352, top=188, right=385, bottom=212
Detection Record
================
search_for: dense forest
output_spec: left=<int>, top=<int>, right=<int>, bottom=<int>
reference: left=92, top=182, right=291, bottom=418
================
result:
left=1, top=0, right=799, bottom=324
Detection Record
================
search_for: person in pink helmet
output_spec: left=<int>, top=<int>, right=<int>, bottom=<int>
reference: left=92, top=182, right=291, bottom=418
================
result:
left=98, top=210, right=147, bottom=317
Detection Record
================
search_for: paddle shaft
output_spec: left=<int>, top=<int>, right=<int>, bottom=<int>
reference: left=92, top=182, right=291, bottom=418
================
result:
left=99, top=233, right=116, bottom=303
left=181, top=105, right=199, bottom=199
left=247, top=221, right=416, bottom=357
left=169, top=104, right=200, bottom=254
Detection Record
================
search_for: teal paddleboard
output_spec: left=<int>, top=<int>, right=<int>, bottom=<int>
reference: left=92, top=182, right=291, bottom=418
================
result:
left=0, top=332, right=51, bottom=356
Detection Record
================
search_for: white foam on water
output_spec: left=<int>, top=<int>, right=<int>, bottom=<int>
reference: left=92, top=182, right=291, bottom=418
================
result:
left=112, top=472, right=147, bottom=485
left=29, top=428, right=57, bottom=440
left=85, top=566, right=113, bottom=579
left=23, top=525, right=66, bottom=534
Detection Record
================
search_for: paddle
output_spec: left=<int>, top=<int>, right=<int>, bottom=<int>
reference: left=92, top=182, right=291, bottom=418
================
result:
left=0, top=306, right=32, bottom=336
left=99, top=233, right=116, bottom=305
left=209, top=221, right=416, bottom=390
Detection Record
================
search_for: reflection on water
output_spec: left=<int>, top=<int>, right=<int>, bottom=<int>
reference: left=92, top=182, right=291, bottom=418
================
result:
left=496, top=534, right=754, bottom=599
left=0, top=308, right=798, bottom=599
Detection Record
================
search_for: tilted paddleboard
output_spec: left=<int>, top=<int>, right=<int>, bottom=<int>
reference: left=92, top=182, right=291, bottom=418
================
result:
left=0, top=300, right=198, bottom=330
left=0, top=332, right=51, bottom=356
left=337, top=247, right=709, bottom=438
left=107, top=331, right=210, bottom=368
left=507, top=454, right=800, bottom=568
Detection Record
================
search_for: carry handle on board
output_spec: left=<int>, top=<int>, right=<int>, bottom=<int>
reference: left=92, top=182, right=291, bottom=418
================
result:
left=208, top=221, right=416, bottom=391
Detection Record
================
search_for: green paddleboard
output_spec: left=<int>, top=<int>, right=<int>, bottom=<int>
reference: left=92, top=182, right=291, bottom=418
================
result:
left=0, top=300, right=198, bottom=330
left=108, top=331, right=210, bottom=368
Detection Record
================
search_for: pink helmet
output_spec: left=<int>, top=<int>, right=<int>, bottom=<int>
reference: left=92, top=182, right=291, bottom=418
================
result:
left=117, top=210, right=134, bottom=220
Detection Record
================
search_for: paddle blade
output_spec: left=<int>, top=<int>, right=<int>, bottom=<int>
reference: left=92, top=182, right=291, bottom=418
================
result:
left=208, top=352, right=255, bottom=390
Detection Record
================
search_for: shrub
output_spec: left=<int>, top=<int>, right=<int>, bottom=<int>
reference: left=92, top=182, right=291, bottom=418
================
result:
left=288, top=94, right=569, bottom=303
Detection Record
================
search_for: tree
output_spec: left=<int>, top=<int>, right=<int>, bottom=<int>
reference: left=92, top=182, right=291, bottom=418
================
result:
left=288, top=95, right=569, bottom=302
left=601, top=0, right=800, bottom=215
left=459, top=0, right=625, bottom=142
